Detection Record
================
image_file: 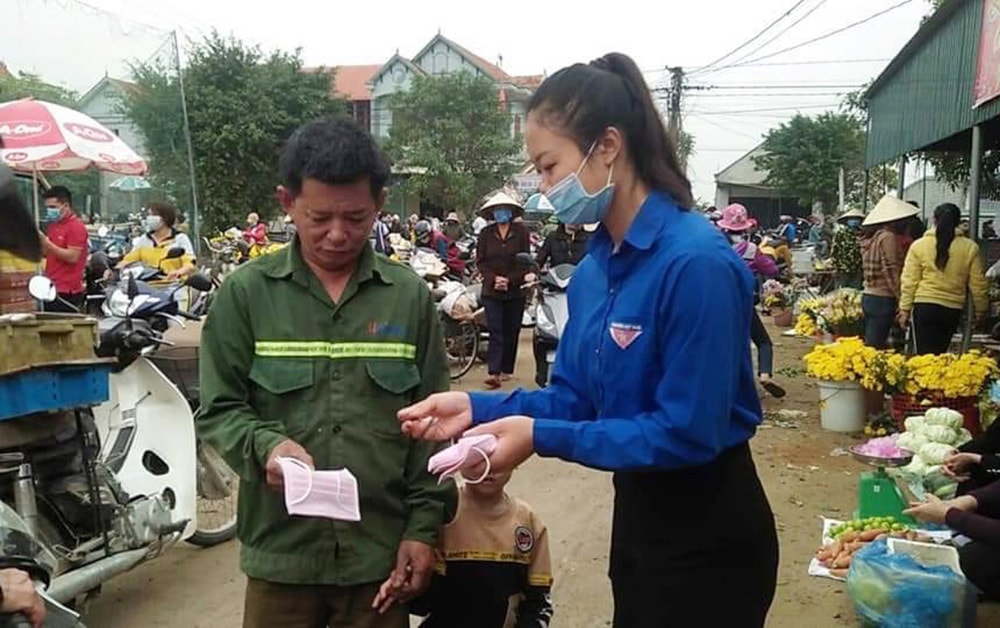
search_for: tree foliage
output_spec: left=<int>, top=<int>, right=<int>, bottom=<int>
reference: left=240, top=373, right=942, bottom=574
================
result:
left=123, top=31, right=345, bottom=233
left=383, top=72, right=521, bottom=216
left=0, top=71, right=77, bottom=106
left=754, top=112, right=880, bottom=211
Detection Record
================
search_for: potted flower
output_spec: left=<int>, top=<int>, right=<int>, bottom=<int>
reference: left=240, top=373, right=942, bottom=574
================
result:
left=761, top=280, right=794, bottom=327
left=794, top=289, right=864, bottom=340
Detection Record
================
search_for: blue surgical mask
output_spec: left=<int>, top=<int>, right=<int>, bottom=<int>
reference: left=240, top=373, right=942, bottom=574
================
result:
left=845, top=219, right=861, bottom=229
left=44, top=207, right=61, bottom=222
left=144, top=215, right=163, bottom=232
left=493, top=208, right=513, bottom=224
left=525, top=143, right=614, bottom=225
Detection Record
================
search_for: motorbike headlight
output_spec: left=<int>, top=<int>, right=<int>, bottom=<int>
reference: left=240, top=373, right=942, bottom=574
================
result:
left=537, top=305, right=557, bottom=339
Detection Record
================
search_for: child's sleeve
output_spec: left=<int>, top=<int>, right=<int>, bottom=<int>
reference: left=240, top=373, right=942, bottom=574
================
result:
left=516, top=513, right=554, bottom=628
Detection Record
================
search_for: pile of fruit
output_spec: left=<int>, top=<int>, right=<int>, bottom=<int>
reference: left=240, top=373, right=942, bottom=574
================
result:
left=816, top=517, right=927, bottom=578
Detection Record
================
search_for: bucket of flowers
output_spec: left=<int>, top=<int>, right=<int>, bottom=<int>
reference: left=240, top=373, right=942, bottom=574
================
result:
left=794, top=289, right=864, bottom=340
left=761, top=280, right=795, bottom=327
left=804, top=337, right=879, bottom=432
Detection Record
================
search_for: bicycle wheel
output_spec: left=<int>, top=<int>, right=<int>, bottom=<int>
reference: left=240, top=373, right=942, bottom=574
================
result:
left=446, top=318, right=479, bottom=380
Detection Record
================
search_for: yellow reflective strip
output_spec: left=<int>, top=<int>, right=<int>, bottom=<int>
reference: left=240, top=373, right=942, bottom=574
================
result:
left=439, top=550, right=531, bottom=565
left=529, top=574, right=553, bottom=587
left=254, top=341, right=416, bottom=359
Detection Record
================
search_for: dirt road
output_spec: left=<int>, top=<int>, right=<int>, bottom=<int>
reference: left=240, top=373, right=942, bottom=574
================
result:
left=83, top=331, right=1000, bottom=627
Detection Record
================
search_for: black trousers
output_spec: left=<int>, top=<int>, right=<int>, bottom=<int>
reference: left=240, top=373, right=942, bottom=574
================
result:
left=483, top=296, right=525, bottom=376
left=749, top=309, right=773, bottom=376
left=912, top=302, right=962, bottom=355
left=959, top=541, right=1000, bottom=601
left=610, top=443, right=779, bottom=628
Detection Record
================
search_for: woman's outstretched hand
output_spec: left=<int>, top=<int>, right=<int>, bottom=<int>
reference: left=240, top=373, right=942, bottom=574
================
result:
left=465, top=416, right=536, bottom=474
left=398, top=392, right=474, bottom=441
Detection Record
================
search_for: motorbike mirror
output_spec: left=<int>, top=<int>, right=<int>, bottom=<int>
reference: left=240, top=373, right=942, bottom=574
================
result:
left=27, top=275, right=57, bottom=302
left=185, top=272, right=212, bottom=292
left=98, top=225, right=110, bottom=237
left=127, top=274, right=140, bottom=300
left=514, top=252, right=535, bottom=268
left=165, top=246, right=185, bottom=260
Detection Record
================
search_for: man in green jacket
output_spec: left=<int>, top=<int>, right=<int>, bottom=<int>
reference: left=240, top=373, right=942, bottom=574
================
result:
left=196, top=117, right=456, bottom=628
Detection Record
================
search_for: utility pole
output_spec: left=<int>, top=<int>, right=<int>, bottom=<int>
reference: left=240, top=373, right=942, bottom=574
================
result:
left=666, top=66, right=684, bottom=152
left=174, top=30, right=200, bottom=252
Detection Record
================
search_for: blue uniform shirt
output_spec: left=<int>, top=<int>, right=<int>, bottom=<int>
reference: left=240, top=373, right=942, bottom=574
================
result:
left=469, top=192, right=763, bottom=471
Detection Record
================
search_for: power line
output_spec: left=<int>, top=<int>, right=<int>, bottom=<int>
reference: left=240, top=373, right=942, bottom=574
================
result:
left=736, top=0, right=914, bottom=66
left=689, top=114, right=762, bottom=141
left=687, top=91, right=853, bottom=97
left=691, top=83, right=864, bottom=90
left=696, top=0, right=810, bottom=74
left=703, top=0, right=829, bottom=75
left=718, top=57, right=890, bottom=69
left=692, top=104, right=841, bottom=115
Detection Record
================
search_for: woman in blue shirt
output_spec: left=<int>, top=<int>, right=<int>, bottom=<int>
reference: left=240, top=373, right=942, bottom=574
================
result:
left=399, top=53, right=778, bottom=627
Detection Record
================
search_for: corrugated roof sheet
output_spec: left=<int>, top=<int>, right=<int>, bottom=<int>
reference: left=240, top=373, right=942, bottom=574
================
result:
left=866, top=0, right=1000, bottom=166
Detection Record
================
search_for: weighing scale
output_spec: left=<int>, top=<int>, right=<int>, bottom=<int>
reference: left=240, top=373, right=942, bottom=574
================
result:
left=849, top=445, right=917, bottom=525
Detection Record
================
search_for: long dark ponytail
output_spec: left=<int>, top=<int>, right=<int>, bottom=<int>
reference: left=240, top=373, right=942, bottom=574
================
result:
left=527, top=52, right=694, bottom=209
left=934, top=203, right=961, bottom=270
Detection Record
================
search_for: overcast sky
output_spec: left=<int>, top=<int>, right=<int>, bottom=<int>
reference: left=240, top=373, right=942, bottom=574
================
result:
left=6, top=0, right=933, bottom=202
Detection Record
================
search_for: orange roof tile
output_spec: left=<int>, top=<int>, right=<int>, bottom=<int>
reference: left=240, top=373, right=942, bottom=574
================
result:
left=333, top=65, right=381, bottom=101
left=510, top=75, right=544, bottom=90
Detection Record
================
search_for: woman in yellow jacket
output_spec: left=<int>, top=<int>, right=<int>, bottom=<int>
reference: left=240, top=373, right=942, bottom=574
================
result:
left=898, top=203, right=989, bottom=354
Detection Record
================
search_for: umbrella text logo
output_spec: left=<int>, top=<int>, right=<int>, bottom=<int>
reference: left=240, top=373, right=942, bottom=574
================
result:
left=64, top=123, right=113, bottom=143
left=0, top=121, right=51, bottom=139
left=2, top=152, right=28, bottom=162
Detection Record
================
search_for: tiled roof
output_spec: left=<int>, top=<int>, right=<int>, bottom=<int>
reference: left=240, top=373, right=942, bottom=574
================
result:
left=331, top=65, right=381, bottom=101
left=510, top=75, right=544, bottom=90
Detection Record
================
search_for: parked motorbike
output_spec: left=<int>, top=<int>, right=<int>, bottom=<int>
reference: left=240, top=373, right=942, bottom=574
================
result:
left=409, top=249, right=480, bottom=380
left=514, top=253, right=575, bottom=387
left=5, top=272, right=237, bottom=612
left=0, top=502, right=86, bottom=627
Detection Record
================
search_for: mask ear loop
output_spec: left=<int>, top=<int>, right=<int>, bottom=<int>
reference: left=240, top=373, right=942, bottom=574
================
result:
left=461, top=446, right=493, bottom=485
left=282, top=457, right=314, bottom=506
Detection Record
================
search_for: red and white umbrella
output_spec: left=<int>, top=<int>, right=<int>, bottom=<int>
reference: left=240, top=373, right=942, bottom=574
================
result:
left=0, top=99, right=147, bottom=175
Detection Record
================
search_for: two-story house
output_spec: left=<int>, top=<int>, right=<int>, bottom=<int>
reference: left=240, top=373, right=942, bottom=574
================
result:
left=368, top=34, right=542, bottom=145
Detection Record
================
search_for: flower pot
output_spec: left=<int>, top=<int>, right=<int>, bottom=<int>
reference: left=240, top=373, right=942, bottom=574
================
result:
left=890, top=394, right=981, bottom=436
left=772, top=309, right=794, bottom=327
left=817, top=379, right=866, bottom=433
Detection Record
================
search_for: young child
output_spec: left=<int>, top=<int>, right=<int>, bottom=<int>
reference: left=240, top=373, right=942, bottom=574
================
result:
left=412, top=468, right=554, bottom=627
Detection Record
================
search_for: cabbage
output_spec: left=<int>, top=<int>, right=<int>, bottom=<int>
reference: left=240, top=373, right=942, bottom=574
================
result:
left=924, top=408, right=963, bottom=430
left=955, top=428, right=973, bottom=447
left=901, top=457, right=927, bottom=475
left=896, top=431, right=927, bottom=453
left=904, top=416, right=926, bottom=433
left=920, top=424, right=958, bottom=445
left=918, top=442, right=956, bottom=465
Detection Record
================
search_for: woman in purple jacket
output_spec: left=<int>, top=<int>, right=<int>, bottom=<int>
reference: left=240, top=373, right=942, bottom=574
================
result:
left=718, top=204, right=785, bottom=398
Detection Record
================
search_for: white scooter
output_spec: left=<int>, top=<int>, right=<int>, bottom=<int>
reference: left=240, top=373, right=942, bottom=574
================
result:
left=5, top=275, right=236, bottom=610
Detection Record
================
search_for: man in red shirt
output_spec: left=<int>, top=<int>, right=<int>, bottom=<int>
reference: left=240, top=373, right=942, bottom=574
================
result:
left=40, top=186, right=89, bottom=312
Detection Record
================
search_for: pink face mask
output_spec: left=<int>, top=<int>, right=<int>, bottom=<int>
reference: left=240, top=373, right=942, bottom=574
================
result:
left=277, top=457, right=361, bottom=522
left=428, top=434, right=498, bottom=485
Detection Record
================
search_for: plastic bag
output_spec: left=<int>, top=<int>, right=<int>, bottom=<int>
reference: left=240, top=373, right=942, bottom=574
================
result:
left=847, top=539, right=973, bottom=628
